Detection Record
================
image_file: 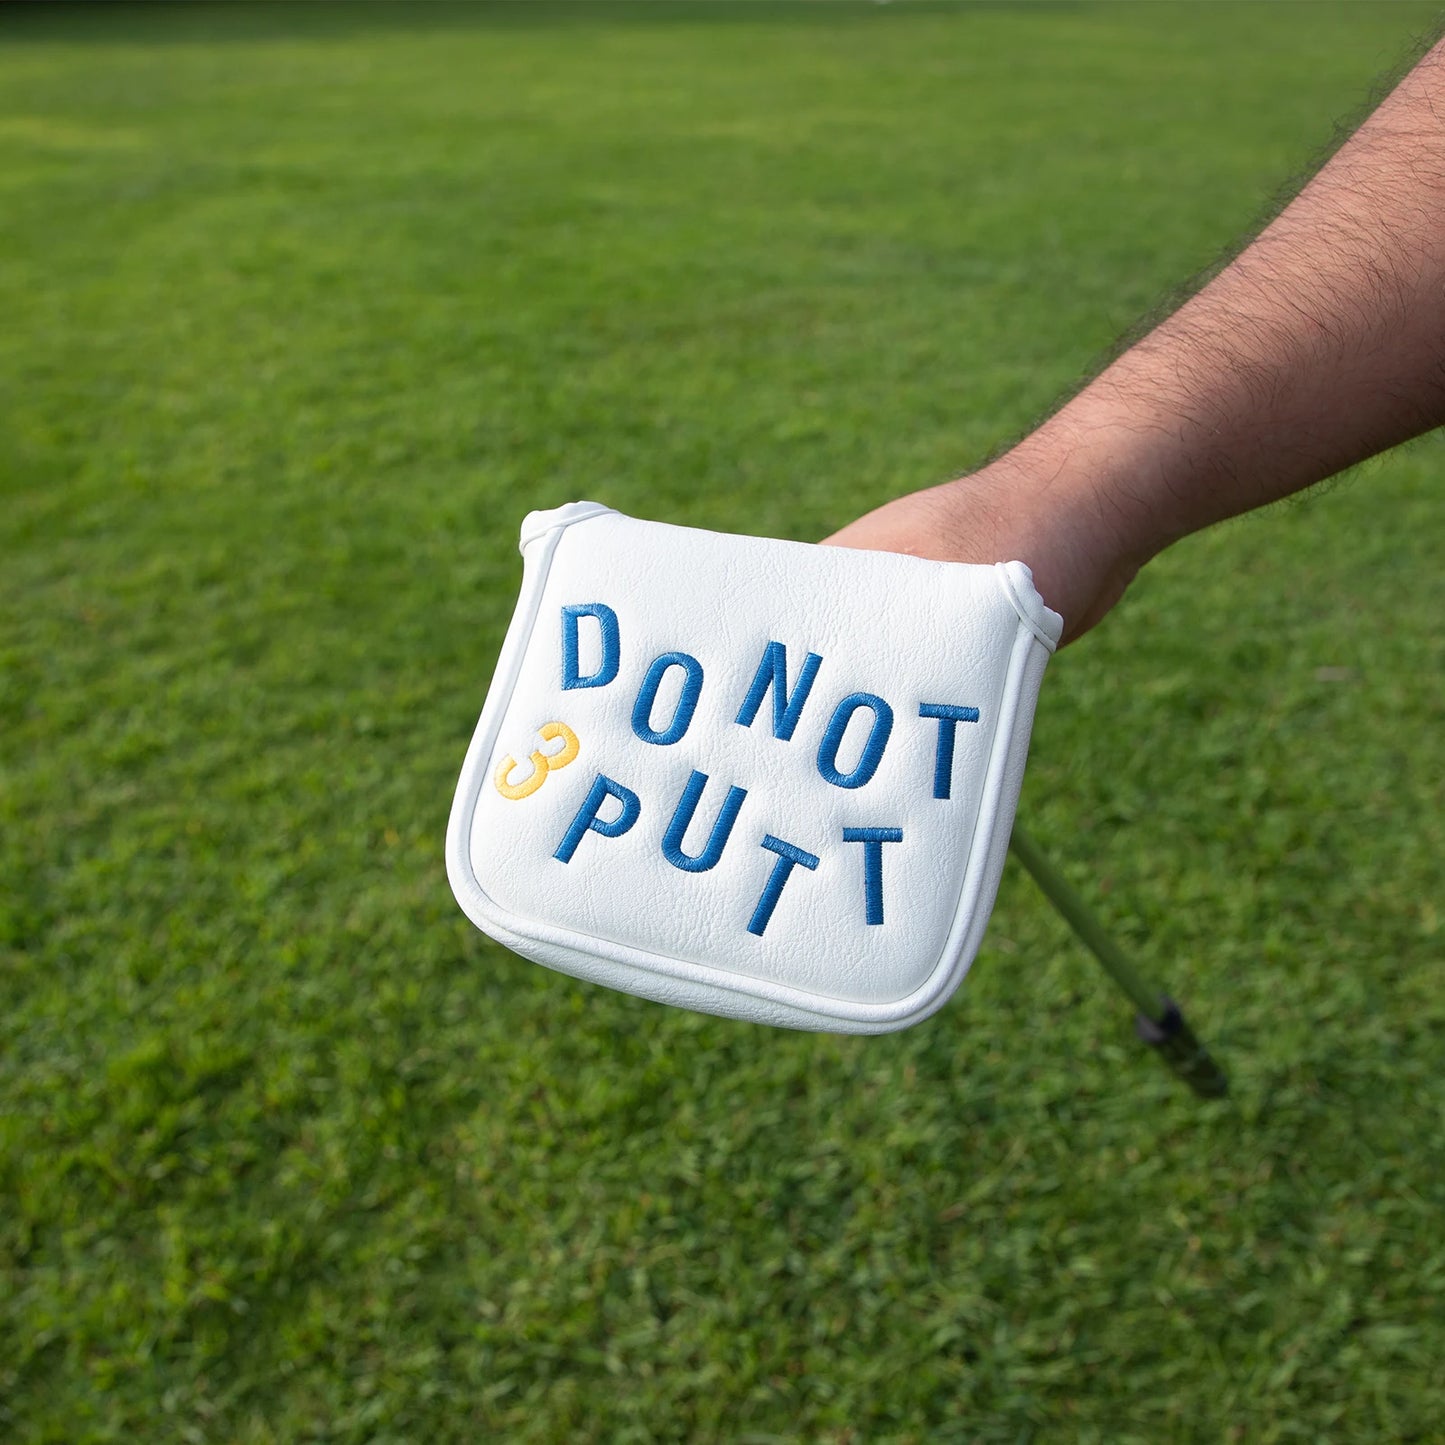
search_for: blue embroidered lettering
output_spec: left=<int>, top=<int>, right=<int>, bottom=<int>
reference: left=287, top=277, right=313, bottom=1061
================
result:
left=842, top=827, right=904, bottom=925
left=561, top=604, right=620, bottom=690
left=662, top=770, right=748, bottom=873
left=747, top=834, right=820, bottom=937
left=735, top=641, right=823, bottom=741
left=631, top=651, right=705, bottom=745
left=918, top=702, right=981, bottom=800
left=816, top=692, right=894, bottom=789
left=554, top=773, right=641, bottom=863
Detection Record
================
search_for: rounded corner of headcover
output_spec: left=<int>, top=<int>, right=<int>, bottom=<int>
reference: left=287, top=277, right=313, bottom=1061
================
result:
left=518, top=500, right=617, bottom=552
left=993, top=561, right=1064, bottom=652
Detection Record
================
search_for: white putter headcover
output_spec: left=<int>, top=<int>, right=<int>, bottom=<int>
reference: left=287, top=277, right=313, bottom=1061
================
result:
left=447, top=501, right=1062, bottom=1034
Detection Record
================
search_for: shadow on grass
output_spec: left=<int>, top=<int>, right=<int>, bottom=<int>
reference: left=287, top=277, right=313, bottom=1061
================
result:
left=1, top=0, right=1087, bottom=47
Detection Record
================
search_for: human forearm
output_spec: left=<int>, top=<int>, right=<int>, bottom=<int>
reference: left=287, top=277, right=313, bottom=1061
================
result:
left=827, top=37, right=1445, bottom=641
left=1037, top=35, right=1445, bottom=559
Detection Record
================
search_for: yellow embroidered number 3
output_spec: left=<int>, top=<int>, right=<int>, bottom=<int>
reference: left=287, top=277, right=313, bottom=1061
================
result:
left=494, top=722, right=580, bottom=800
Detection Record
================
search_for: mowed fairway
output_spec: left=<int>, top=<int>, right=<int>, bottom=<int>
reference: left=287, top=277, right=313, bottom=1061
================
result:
left=2, top=3, right=1443, bottom=1440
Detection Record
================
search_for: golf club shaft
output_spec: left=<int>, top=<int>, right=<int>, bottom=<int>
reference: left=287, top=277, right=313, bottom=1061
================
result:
left=1008, top=825, right=1228, bottom=1097
left=1007, top=826, right=1162, bottom=1015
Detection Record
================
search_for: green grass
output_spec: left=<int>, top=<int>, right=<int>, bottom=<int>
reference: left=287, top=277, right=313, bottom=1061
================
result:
left=3, top=2, right=1443, bottom=1440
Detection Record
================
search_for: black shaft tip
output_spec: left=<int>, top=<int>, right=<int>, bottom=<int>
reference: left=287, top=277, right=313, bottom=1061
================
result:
left=1135, top=999, right=1229, bottom=1098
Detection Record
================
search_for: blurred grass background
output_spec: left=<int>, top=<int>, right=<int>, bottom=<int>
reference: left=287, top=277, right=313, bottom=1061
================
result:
left=2, top=3, right=1442, bottom=1440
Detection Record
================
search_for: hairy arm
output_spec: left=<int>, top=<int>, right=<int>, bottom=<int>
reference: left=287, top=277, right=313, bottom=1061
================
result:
left=825, top=37, right=1445, bottom=642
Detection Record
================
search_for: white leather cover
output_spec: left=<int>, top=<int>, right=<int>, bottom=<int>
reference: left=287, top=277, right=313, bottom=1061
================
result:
left=447, top=502, right=1061, bottom=1034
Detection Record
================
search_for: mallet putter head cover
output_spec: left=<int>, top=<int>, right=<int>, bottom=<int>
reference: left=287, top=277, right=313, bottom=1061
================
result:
left=447, top=501, right=1061, bottom=1034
